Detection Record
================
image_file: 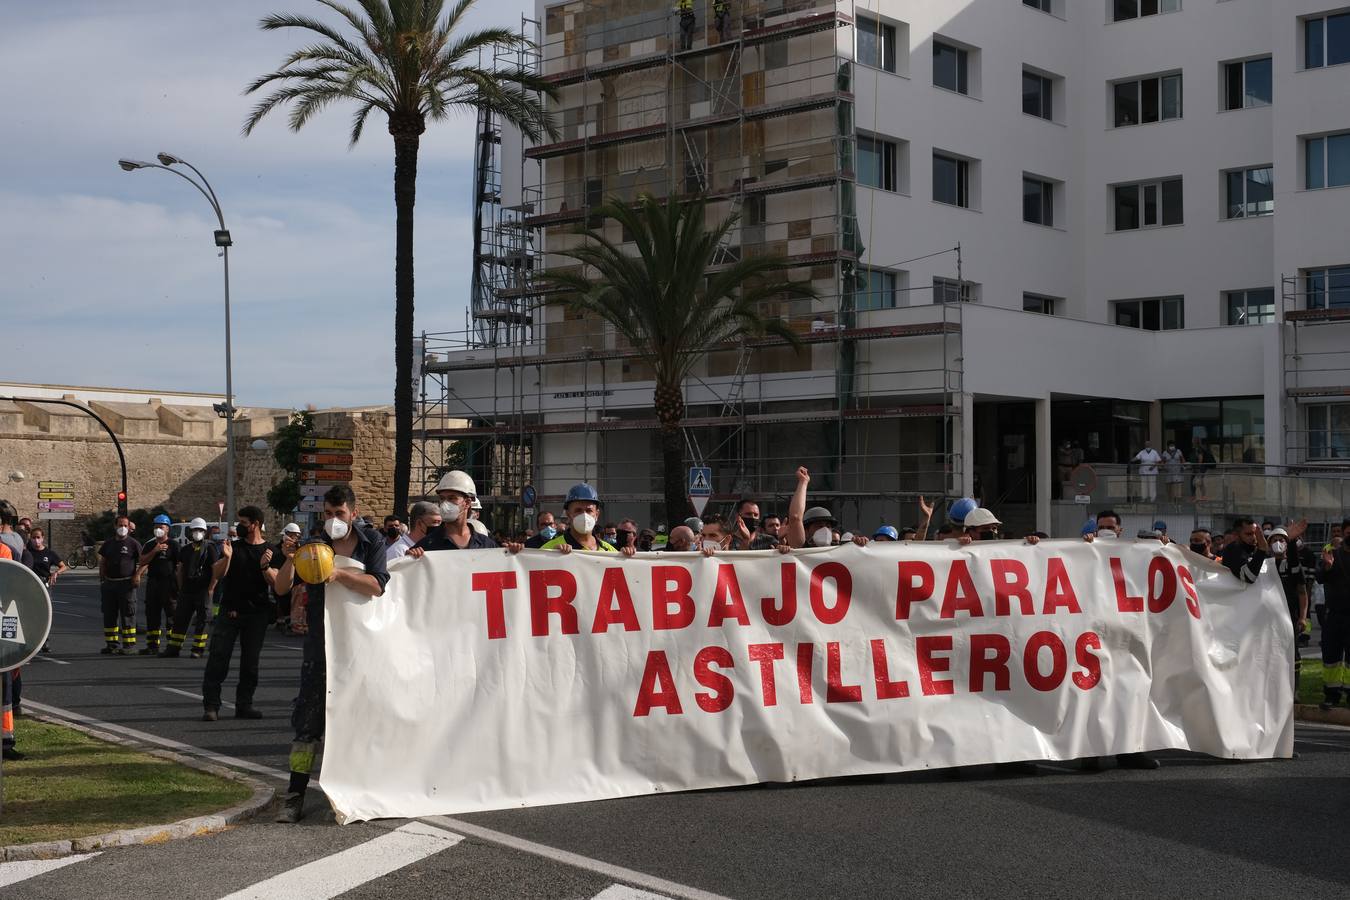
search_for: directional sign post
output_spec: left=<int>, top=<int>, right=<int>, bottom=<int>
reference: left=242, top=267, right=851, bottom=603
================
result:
left=37, top=480, right=76, bottom=521
left=300, top=437, right=355, bottom=451
left=688, top=466, right=713, bottom=517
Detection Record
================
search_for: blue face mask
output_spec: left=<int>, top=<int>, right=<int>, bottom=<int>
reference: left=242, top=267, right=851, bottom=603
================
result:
left=539, top=526, right=556, bottom=540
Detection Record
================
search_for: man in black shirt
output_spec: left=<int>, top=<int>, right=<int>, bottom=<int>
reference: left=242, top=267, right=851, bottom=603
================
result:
left=272, top=484, right=390, bottom=823
left=26, top=526, right=67, bottom=587
left=522, top=510, right=558, bottom=549
left=163, top=517, right=219, bottom=659
left=201, top=506, right=279, bottom=721
left=1220, top=517, right=1269, bottom=585
left=138, top=514, right=179, bottom=655
left=99, top=514, right=143, bottom=654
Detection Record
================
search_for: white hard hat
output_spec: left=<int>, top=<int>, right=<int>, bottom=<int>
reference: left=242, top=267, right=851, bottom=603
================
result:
left=1269, top=527, right=1289, bottom=539
left=188, top=517, right=208, bottom=530
left=963, top=507, right=1002, bottom=528
left=283, top=522, right=302, bottom=534
left=471, top=497, right=483, bottom=510
left=434, top=470, right=477, bottom=497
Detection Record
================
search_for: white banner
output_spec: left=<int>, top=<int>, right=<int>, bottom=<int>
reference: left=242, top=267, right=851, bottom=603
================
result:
left=320, top=541, right=1294, bottom=823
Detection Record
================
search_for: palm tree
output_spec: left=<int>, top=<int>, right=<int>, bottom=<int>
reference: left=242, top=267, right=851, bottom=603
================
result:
left=538, top=194, right=816, bottom=526
left=243, top=0, right=555, bottom=517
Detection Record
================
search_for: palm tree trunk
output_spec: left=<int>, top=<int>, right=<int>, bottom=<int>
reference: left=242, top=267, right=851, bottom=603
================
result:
left=391, top=118, right=423, bottom=518
left=655, top=380, right=687, bottom=526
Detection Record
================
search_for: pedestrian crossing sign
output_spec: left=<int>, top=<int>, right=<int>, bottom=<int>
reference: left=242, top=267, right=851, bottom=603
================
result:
left=689, top=467, right=713, bottom=496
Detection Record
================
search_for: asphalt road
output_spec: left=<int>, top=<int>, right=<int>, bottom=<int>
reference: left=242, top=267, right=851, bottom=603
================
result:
left=5, top=570, right=1349, bottom=899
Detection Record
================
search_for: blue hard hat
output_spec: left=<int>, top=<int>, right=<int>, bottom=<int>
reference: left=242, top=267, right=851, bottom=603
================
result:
left=949, top=497, right=978, bottom=524
left=564, top=483, right=602, bottom=507
left=873, top=525, right=899, bottom=541
left=1081, top=520, right=1098, bottom=536
left=1152, top=520, right=1168, bottom=532
left=153, top=514, right=172, bottom=525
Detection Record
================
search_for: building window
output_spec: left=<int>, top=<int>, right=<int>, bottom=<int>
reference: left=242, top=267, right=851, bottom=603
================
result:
left=1308, top=403, right=1350, bottom=460
left=1113, top=296, right=1184, bottom=330
left=1304, top=132, right=1350, bottom=189
left=1304, top=265, right=1350, bottom=309
left=933, top=40, right=969, bottom=94
left=1023, top=70, right=1053, bottom=119
left=1225, top=288, right=1275, bottom=325
left=1113, top=0, right=1180, bottom=22
left=1113, top=73, right=1182, bottom=126
left=933, top=277, right=978, bottom=304
left=1162, top=397, right=1263, bottom=464
left=932, top=152, right=971, bottom=208
left=1224, top=166, right=1273, bottom=218
left=857, top=134, right=898, bottom=192
left=1023, top=176, right=1054, bottom=226
left=858, top=15, right=897, bottom=74
left=856, top=267, right=899, bottom=311
left=1305, top=11, right=1350, bottom=69
left=1024, top=0, right=1052, bottom=11
left=1023, top=293, right=1059, bottom=315
left=1224, top=57, right=1272, bottom=110
left=1113, top=178, right=1183, bottom=230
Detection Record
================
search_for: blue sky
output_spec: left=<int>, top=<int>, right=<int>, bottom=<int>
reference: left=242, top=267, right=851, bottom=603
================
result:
left=0, top=0, right=532, bottom=408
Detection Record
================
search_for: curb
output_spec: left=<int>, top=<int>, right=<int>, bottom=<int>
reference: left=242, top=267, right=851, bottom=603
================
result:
left=1294, top=703, right=1350, bottom=727
left=1, top=712, right=276, bottom=862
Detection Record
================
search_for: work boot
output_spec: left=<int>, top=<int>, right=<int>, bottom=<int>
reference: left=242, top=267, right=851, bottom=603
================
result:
left=101, top=645, right=117, bottom=655
left=137, top=647, right=156, bottom=656
left=202, top=708, right=219, bottom=722
left=2, top=747, right=24, bottom=761
left=190, top=649, right=204, bottom=660
left=235, top=706, right=263, bottom=720
left=159, top=646, right=181, bottom=658
left=276, top=791, right=305, bottom=824
left=1117, top=752, right=1160, bottom=770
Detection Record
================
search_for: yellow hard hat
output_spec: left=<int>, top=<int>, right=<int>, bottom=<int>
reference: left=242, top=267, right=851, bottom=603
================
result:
left=293, top=541, right=335, bottom=585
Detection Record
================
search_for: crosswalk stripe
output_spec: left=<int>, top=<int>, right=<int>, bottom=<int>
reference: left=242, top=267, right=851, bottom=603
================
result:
left=32, top=654, right=72, bottom=665
left=592, top=886, right=674, bottom=900
left=0, top=853, right=101, bottom=888
left=217, top=822, right=461, bottom=899
left=159, top=686, right=235, bottom=709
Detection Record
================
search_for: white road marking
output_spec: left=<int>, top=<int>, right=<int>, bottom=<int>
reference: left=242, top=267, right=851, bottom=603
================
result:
left=0, top=853, right=101, bottom=888
left=422, top=817, right=733, bottom=900
left=160, top=686, right=235, bottom=709
left=267, top=644, right=303, bottom=652
left=52, top=610, right=88, bottom=618
left=217, top=822, right=460, bottom=900
left=32, top=654, right=72, bottom=665
left=23, top=700, right=300, bottom=783
left=592, top=886, right=674, bottom=900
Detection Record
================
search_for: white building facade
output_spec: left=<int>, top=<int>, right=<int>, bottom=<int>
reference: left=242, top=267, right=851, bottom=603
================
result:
left=425, top=0, right=1350, bottom=537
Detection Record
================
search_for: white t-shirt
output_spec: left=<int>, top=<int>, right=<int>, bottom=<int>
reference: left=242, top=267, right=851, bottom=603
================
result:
left=1134, top=448, right=1162, bottom=474
left=386, top=532, right=417, bottom=561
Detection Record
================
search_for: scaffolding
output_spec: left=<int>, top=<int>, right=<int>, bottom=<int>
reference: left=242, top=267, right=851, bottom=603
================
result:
left=416, top=1, right=968, bottom=529
left=1280, top=272, right=1350, bottom=466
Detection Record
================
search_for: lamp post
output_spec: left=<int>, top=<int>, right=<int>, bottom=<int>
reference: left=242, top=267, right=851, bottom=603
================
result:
left=118, top=154, right=236, bottom=521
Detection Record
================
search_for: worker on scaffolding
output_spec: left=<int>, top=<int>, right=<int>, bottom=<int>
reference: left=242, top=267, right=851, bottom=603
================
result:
left=543, top=484, right=635, bottom=556
left=677, top=0, right=696, bottom=51
left=713, top=0, right=731, bottom=43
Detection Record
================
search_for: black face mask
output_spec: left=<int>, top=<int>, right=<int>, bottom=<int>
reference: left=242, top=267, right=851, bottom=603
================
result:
left=385, top=527, right=401, bottom=539
left=638, top=537, right=653, bottom=551
left=978, top=531, right=999, bottom=541
left=741, top=515, right=760, bottom=531
left=1190, top=542, right=1208, bottom=554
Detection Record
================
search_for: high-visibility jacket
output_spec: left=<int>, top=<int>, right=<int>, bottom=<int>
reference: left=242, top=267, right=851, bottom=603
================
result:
left=541, top=531, right=619, bottom=552
left=714, top=0, right=729, bottom=13
left=677, top=0, right=694, bottom=12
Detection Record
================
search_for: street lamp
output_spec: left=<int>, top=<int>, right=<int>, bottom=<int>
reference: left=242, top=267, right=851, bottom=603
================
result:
left=118, top=154, right=236, bottom=521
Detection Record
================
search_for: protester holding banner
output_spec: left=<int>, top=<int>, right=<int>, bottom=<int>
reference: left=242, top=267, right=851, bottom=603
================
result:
left=541, top=483, right=632, bottom=555
left=272, top=484, right=390, bottom=824
left=1220, top=518, right=1270, bottom=585
left=413, top=471, right=499, bottom=552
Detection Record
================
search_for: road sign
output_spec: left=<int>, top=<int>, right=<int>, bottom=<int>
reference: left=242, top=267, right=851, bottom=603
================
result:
left=300, top=437, right=355, bottom=451
left=37, top=481, right=74, bottom=490
left=38, top=491, right=74, bottom=500
left=522, top=484, right=537, bottom=508
left=38, top=501, right=75, bottom=511
left=299, top=483, right=328, bottom=498
left=299, top=452, right=354, bottom=467
left=218, top=501, right=225, bottom=518
left=298, top=499, right=324, bottom=513
left=300, top=469, right=352, bottom=483
left=37, top=512, right=76, bottom=521
left=0, top=560, right=51, bottom=673
left=689, top=467, right=712, bottom=495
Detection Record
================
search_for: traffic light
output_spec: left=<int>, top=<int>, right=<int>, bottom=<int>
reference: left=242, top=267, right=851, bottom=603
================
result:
left=117, top=491, right=128, bottom=517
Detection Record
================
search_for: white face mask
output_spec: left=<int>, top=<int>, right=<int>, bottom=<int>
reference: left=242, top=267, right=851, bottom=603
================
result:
left=190, top=530, right=205, bottom=542
left=1270, top=540, right=1287, bottom=555
left=439, top=500, right=462, bottom=523
left=154, top=527, right=167, bottom=538
left=324, top=517, right=350, bottom=540
left=116, top=526, right=129, bottom=538
left=1096, top=529, right=1118, bottom=540
left=572, top=512, right=597, bottom=536
left=701, top=539, right=722, bottom=553
left=810, top=527, right=833, bottom=547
